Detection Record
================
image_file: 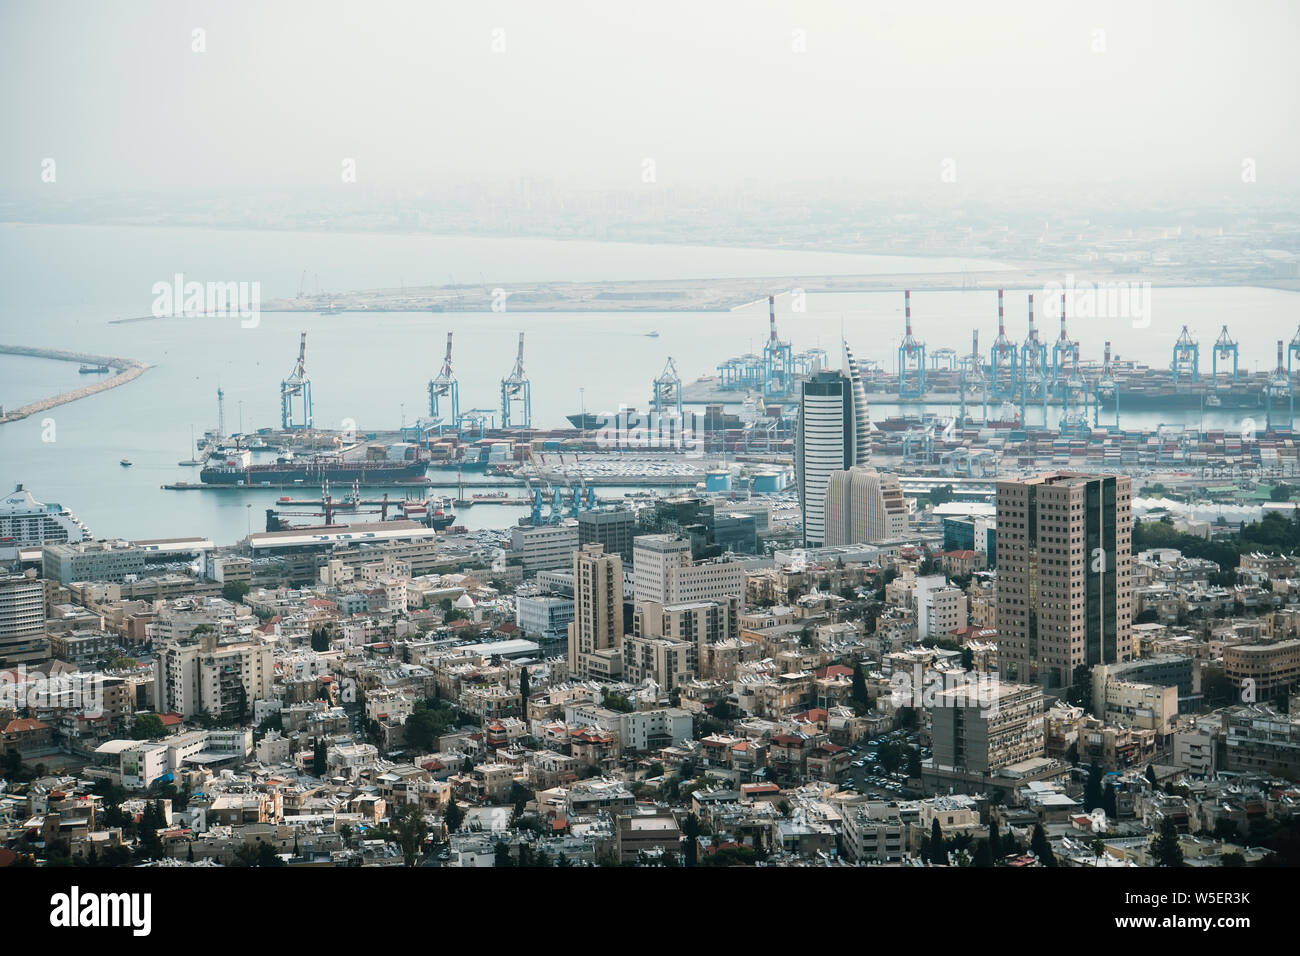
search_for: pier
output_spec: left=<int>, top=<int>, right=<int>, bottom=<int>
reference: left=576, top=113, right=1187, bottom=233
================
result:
left=0, top=345, right=150, bottom=424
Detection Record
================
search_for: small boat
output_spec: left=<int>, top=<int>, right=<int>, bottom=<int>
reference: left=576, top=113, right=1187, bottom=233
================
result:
left=120, top=459, right=133, bottom=467
left=79, top=364, right=111, bottom=373
left=645, top=331, right=660, bottom=338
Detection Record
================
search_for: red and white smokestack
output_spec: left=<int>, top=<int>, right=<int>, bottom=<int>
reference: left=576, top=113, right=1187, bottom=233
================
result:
left=1104, top=341, right=1112, bottom=366
left=905, top=289, right=912, bottom=334
left=1060, top=296, right=1068, bottom=341
left=1028, top=293, right=1035, bottom=337
left=998, top=289, right=1005, bottom=334
left=972, top=329, right=979, bottom=357
left=1279, top=340, right=1286, bottom=367
left=769, top=295, right=776, bottom=343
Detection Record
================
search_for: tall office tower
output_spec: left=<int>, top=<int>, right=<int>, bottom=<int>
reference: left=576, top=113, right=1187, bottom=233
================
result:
left=823, top=466, right=909, bottom=545
left=0, top=571, right=48, bottom=667
left=794, top=348, right=870, bottom=547
left=844, top=343, right=872, bottom=465
left=567, top=543, right=625, bottom=680
left=995, top=472, right=1133, bottom=689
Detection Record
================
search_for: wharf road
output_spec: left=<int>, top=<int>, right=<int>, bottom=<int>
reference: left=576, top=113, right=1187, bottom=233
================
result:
left=0, top=344, right=150, bottom=424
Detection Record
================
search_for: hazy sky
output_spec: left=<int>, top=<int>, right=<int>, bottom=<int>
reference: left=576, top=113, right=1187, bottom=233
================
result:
left=2, top=0, right=1298, bottom=196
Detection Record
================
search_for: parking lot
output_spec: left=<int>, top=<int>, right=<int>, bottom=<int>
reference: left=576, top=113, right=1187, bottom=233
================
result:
left=839, top=728, right=928, bottom=800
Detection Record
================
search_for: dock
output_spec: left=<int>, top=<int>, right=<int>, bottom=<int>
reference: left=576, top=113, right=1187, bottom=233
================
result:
left=0, top=345, right=150, bottom=424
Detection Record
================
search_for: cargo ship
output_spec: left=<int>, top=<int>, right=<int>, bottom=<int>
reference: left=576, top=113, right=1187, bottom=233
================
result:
left=201, top=451, right=428, bottom=486
left=567, top=404, right=746, bottom=432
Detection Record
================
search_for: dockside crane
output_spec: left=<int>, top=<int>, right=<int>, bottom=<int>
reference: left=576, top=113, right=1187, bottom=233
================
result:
left=500, top=332, right=532, bottom=429
left=652, top=356, right=684, bottom=418
left=1050, top=297, right=1079, bottom=397
left=989, top=289, right=1019, bottom=400
left=280, top=331, right=313, bottom=431
left=762, top=295, right=793, bottom=398
left=1266, top=339, right=1294, bottom=432
left=1019, top=294, right=1049, bottom=428
left=1171, top=325, right=1200, bottom=384
left=1093, top=340, right=1120, bottom=432
left=958, top=329, right=989, bottom=426
left=897, top=289, right=927, bottom=398
left=1211, top=326, right=1238, bottom=389
left=428, top=331, right=460, bottom=429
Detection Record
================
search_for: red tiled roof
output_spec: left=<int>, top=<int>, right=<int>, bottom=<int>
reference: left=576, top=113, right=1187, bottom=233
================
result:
left=817, top=665, right=853, bottom=679
left=3, top=718, right=49, bottom=733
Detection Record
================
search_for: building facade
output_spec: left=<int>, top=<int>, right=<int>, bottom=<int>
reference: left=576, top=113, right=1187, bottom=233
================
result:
left=996, top=472, right=1133, bottom=689
left=794, top=357, right=870, bottom=547
left=823, top=466, right=908, bottom=546
left=567, top=544, right=625, bottom=680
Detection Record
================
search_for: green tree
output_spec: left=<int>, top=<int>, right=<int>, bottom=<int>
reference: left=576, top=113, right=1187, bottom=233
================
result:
left=1145, top=764, right=1158, bottom=788
left=1083, top=763, right=1103, bottom=812
left=1102, top=780, right=1118, bottom=819
left=136, top=800, right=164, bottom=860
left=1030, top=823, right=1055, bottom=867
left=312, top=739, right=328, bottom=778
left=973, top=840, right=992, bottom=867
left=257, top=841, right=285, bottom=867
left=393, top=803, right=429, bottom=867
left=131, top=713, right=165, bottom=740
left=221, top=580, right=251, bottom=603
left=930, top=484, right=955, bottom=506
left=906, top=746, right=923, bottom=778
left=681, top=813, right=701, bottom=866
left=519, top=666, right=530, bottom=700
left=494, top=840, right=513, bottom=868
left=929, top=819, right=946, bottom=865
left=1151, top=816, right=1184, bottom=867
left=444, top=796, right=464, bottom=833
left=851, top=662, right=869, bottom=710
left=310, top=627, right=331, bottom=652
left=988, top=818, right=1001, bottom=859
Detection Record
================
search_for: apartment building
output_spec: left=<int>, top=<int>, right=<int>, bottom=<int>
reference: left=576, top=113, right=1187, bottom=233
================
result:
left=0, top=571, right=48, bottom=666
left=154, top=633, right=274, bottom=718
left=841, top=802, right=908, bottom=863
left=622, top=634, right=695, bottom=690
left=567, top=544, right=624, bottom=680
left=930, top=680, right=1046, bottom=775
left=996, top=472, right=1133, bottom=689
left=914, top=574, right=967, bottom=641
left=1222, top=704, right=1300, bottom=777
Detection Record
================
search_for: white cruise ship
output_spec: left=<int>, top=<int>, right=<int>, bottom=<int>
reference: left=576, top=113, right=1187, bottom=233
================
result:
left=0, top=485, right=93, bottom=560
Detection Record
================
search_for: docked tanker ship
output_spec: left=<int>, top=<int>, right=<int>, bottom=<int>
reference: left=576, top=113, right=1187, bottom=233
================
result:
left=201, top=449, right=428, bottom=486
